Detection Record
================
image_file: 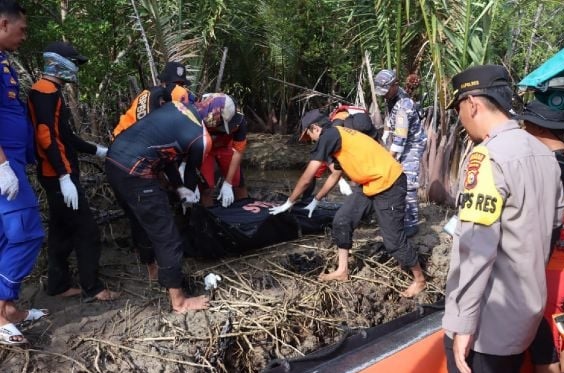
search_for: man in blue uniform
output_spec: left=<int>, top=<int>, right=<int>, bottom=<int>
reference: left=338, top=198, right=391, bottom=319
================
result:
left=0, top=1, right=45, bottom=345
left=375, top=69, right=427, bottom=237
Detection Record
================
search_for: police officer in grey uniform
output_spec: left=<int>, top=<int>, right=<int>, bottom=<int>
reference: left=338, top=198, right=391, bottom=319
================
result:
left=374, top=69, right=427, bottom=237
left=442, top=64, right=564, bottom=373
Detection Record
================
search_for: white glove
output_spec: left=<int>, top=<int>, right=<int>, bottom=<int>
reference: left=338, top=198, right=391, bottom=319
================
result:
left=269, top=199, right=294, bottom=215
left=303, top=198, right=319, bottom=218
left=59, top=174, right=78, bottom=210
left=177, top=186, right=198, bottom=215
left=381, top=130, right=391, bottom=144
left=204, top=273, right=222, bottom=290
left=95, top=145, right=108, bottom=159
left=217, top=181, right=234, bottom=208
left=337, top=178, right=352, bottom=196
left=0, top=161, right=19, bottom=201
left=178, top=161, right=186, bottom=183
left=194, top=185, right=200, bottom=202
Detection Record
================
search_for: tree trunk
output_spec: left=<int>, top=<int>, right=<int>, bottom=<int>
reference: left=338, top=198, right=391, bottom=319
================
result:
left=365, top=51, right=383, bottom=128
left=524, top=4, right=543, bottom=75
left=215, top=47, right=228, bottom=92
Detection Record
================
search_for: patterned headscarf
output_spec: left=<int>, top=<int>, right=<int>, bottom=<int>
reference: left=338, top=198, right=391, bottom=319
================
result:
left=42, top=52, right=79, bottom=83
left=195, top=93, right=235, bottom=133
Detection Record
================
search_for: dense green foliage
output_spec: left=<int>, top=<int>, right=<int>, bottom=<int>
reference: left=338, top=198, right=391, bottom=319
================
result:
left=13, top=0, right=563, bottom=204
left=17, top=0, right=564, bottom=136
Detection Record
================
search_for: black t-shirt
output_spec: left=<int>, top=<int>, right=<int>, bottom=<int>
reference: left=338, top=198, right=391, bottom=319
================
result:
left=310, top=127, right=342, bottom=164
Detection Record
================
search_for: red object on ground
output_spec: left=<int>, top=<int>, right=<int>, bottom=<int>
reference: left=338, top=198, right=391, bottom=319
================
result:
left=546, top=249, right=564, bottom=351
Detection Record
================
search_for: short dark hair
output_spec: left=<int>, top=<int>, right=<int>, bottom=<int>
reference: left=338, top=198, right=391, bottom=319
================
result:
left=0, top=0, right=25, bottom=18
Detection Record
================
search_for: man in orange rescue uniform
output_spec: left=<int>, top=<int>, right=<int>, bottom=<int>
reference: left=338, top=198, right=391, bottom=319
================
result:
left=269, top=109, right=426, bottom=297
left=112, top=61, right=195, bottom=139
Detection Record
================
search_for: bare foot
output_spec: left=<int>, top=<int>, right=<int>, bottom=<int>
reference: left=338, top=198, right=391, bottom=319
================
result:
left=0, top=303, right=27, bottom=344
left=400, top=280, right=426, bottom=298
left=318, top=271, right=349, bottom=282
left=94, top=289, right=121, bottom=301
left=7, top=307, right=48, bottom=324
left=58, top=288, right=82, bottom=298
left=172, top=295, right=210, bottom=314
left=3, top=302, right=26, bottom=324
left=147, top=262, right=158, bottom=281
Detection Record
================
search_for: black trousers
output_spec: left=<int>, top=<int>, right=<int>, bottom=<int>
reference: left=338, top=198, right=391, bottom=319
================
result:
left=111, top=185, right=155, bottom=265
left=105, top=161, right=184, bottom=288
left=332, top=173, right=418, bottom=268
left=444, top=335, right=524, bottom=373
left=529, top=317, right=559, bottom=364
left=39, top=174, right=104, bottom=298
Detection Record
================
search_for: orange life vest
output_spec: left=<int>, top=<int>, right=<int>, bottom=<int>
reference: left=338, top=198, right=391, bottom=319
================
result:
left=334, top=126, right=402, bottom=196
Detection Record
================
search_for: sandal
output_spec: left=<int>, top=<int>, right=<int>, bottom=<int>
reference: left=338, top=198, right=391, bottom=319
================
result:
left=0, top=323, right=28, bottom=345
left=17, top=309, right=49, bottom=327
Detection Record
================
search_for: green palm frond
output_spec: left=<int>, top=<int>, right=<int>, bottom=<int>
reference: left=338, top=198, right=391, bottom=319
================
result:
left=130, top=0, right=203, bottom=86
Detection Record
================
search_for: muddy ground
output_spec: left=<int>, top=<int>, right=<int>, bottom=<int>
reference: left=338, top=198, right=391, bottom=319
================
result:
left=0, top=134, right=455, bottom=373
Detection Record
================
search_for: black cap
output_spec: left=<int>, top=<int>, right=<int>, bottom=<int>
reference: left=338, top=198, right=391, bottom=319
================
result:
left=44, top=41, right=88, bottom=65
left=447, top=64, right=511, bottom=110
left=299, top=109, right=330, bottom=141
left=158, top=62, right=191, bottom=86
left=515, top=100, right=564, bottom=130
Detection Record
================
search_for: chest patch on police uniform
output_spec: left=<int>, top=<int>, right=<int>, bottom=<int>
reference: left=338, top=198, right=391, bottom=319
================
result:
left=458, top=145, right=502, bottom=225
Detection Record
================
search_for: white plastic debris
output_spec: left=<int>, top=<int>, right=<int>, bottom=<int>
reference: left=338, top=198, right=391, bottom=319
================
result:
left=443, top=215, right=459, bottom=237
left=204, top=273, right=222, bottom=290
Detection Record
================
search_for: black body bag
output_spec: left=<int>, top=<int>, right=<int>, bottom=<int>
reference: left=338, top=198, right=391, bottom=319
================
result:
left=180, top=197, right=340, bottom=259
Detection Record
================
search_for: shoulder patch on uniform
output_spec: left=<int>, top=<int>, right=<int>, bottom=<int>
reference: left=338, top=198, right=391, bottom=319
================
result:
left=173, top=101, right=201, bottom=125
left=399, top=98, right=414, bottom=110
left=458, top=145, right=503, bottom=226
left=395, top=126, right=408, bottom=137
left=135, top=90, right=150, bottom=120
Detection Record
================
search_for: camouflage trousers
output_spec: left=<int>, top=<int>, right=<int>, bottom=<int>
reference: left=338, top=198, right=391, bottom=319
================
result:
left=400, top=143, right=425, bottom=229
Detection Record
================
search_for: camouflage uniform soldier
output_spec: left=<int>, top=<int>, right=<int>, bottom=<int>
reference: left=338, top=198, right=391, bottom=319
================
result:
left=375, top=69, right=427, bottom=237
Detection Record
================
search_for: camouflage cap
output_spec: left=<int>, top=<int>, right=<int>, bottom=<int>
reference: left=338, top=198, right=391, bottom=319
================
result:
left=374, top=69, right=397, bottom=96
